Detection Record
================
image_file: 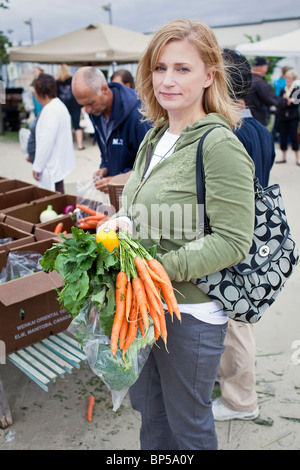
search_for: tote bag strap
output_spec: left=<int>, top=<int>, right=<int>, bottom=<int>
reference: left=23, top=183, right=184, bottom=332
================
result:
left=196, top=126, right=221, bottom=235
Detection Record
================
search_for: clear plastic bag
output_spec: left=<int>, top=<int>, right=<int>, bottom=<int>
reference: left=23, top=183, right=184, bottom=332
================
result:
left=0, top=250, right=43, bottom=283
left=76, top=179, right=116, bottom=226
left=5, top=250, right=43, bottom=282
left=22, top=88, right=34, bottom=113
left=77, top=178, right=111, bottom=208
left=0, top=237, right=13, bottom=245
left=19, top=127, right=31, bottom=156
left=68, top=297, right=155, bottom=411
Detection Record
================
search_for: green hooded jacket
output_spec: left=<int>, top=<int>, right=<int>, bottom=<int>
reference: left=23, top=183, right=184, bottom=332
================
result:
left=116, top=113, right=255, bottom=305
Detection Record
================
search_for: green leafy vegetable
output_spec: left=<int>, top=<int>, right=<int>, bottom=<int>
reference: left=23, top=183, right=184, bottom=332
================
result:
left=40, top=227, right=120, bottom=335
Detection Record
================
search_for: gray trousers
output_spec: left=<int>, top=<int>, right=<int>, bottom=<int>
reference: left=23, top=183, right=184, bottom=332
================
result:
left=129, top=312, right=227, bottom=450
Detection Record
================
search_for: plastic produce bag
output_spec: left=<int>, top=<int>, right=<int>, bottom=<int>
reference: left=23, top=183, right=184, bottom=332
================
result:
left=22, top=87, right=34, bottom=113
left=19, top=127, right=31, bottom=156
left=3, top=250, right=43, bottom=282
left=68, top=296, right=155, bottom=411
left=0, top=237, right=13, bottom=245
left=77, top=178, right=111, bottom=208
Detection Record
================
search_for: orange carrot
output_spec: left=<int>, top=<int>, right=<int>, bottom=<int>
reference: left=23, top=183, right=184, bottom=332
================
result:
left=125, top=281, right=133, bottom=321
left=122, top=292, right=138, bottom=359
left=78, top=220, right=99, bottom=229
left=153, top=280, right=164, bottom=315
left=110, top=271, right=127, bottom=356
left=154, top=324, right=160, bottom=341
left=78, top=214, right=106, bottom=223
left=134, top=257, right=162, bottom=305
left=134, top=256, right=164, bottom=318
left=119, top=315, right=128, bottom=350
left=54, top=222, right=63, bottom=234
left=132, top=277, right=149, bottom=332
left=148, top=303, right=161, bottom=337
left=146, top=262, right=172, bottom=289
left=147, top=259, right=181, bottom=322
left=62, top=230, right=68, bottom=235
left=138, top=317, right=145, bottom=336
left=119, top=281, right=133, bottom=349
left=159, top=310, right=168, bottom=351
left=76, top=204, right=106, bottom=218
left=87, top=394, right=95, bottom=421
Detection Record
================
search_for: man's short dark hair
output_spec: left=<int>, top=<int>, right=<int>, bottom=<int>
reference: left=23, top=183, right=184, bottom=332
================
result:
left=253, top=56, right=269, bottom=66
left=222, top=48, right=252, bottom=102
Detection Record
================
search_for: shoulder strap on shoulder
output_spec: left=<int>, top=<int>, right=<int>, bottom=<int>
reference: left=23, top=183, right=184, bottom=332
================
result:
left=196, top=126, right=222, bottom=234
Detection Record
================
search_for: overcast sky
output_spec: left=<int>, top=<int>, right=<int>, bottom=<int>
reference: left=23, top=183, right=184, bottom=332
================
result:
left=1, top=0, right=300, bottom=45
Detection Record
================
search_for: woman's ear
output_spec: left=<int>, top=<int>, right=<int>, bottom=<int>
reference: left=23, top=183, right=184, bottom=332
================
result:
left=204, top=69, right=216, bottom=88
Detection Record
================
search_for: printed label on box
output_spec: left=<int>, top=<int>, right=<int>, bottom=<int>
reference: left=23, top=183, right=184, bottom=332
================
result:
left=14, top=310, right=71, bottom=341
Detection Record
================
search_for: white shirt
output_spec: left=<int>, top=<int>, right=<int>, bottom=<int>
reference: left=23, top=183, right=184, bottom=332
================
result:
left=33, top=97, right=76, bottom=190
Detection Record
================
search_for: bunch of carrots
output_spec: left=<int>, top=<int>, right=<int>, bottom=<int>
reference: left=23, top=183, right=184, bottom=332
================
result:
left=76, top=204, right=108, bottom=230
left=110, top=232, right=182, bottom=361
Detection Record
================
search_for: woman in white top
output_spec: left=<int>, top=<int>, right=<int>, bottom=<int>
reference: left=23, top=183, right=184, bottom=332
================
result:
left=32, top=73, right=76, bottom=193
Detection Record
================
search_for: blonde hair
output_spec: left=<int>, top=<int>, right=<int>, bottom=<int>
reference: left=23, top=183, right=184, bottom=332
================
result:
left=136, top=19, right=239, bottom=128
left=285, top=69, right=297, bottom=81
left=57, top=64, right=72, bottom=81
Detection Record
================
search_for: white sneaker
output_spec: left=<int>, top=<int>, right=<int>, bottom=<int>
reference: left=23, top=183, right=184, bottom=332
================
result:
left=212, top=397, right=259, bottom=421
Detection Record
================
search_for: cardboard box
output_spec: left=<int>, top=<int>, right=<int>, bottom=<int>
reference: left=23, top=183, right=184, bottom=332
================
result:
left=0, top=222, right=35, bottom=252
left=34, top=214, right=78, bottom=239
left=0, top=238, right=71, bottom=355
left=2, top=194, right=77, bottom=233
left=108, top=171, right=131, bottom=211
left=0, top=179, right=33, bottom=194
left=0, top=186, right=57, bottom=212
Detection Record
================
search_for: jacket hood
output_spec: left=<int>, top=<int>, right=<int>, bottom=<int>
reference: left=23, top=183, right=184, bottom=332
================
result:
left=145, top=113, right=232, bottom=150
left=109, top=82, right=141, bottom=127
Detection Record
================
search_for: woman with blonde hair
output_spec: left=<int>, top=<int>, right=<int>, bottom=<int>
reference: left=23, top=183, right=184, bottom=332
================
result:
left=101, top=19, right=254, bottom=449
left=56, top=64, right=84, bottom=150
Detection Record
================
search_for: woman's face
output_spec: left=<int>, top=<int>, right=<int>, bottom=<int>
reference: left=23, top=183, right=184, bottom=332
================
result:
left=152, top=38, right=215, bottom=124
left=285, top=75, right=294, bottom=88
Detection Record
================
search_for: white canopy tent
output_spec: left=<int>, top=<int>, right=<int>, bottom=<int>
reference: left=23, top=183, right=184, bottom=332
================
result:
left=236, top=29, right=300, bottom=73
left=8, top=22, right=152, bottom=65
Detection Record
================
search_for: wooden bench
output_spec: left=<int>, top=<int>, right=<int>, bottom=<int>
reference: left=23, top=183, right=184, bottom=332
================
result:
left=0, top=332, right=86, bottom=429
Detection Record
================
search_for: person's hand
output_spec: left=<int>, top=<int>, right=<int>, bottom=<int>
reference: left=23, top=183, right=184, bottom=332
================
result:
left=33, top=170, right=40, bottom=181
left=94, top=176, right=112, bottom=194
left=93, top=167, right=108, bottom=180
left=97, top=217, right=132, bottom=234
left=93, top=167, right=111, bottom=193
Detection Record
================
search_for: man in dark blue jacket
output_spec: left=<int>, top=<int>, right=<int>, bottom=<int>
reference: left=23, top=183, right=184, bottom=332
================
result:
left=223, top=50, right=275, bottom=187
left=72, top=66, right=151, bottom=193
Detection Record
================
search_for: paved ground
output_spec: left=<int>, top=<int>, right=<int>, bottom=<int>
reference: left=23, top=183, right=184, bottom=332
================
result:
left=0, top=132, right=300, bottom=450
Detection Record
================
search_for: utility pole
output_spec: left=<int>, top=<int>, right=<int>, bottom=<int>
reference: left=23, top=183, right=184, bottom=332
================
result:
left=24, top=18, right=34, bottom=44
left=102, top=3, right=112, bottom=25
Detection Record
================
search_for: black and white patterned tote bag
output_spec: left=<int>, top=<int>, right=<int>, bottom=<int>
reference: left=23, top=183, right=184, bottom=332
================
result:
left=193, top=128, right=299, bottom=323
